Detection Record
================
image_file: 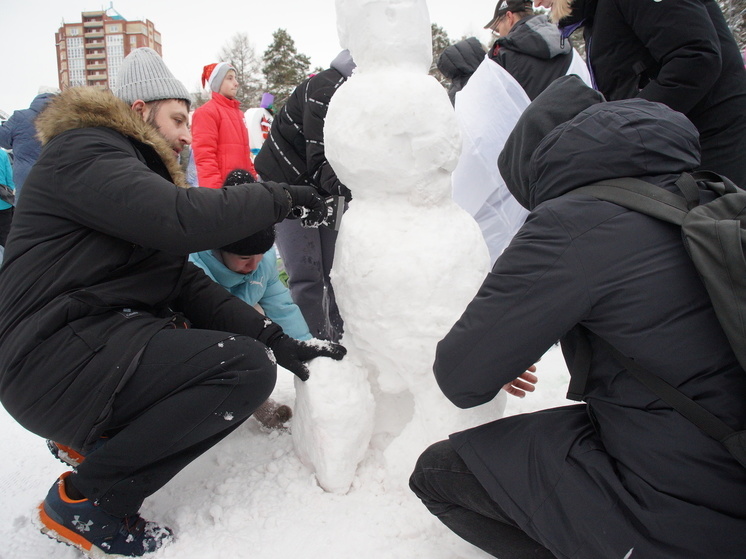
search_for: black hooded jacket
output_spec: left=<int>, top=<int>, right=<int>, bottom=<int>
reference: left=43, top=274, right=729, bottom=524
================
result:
left=561, top=0, right=746, bottom=184
left=435, top=76, right=746, bottom=558
left=0, top=88, right=293, bottom=450
left=489, top=14, right=573, bottom=100
left=437, top=37, right=486, bottom=105
left=254, top=51, right=355, bottom=201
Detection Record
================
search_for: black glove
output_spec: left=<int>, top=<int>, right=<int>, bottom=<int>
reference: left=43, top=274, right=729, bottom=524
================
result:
left=269, top=334, right=347, bottom=381
left=283, top=185, right=327, bottom=228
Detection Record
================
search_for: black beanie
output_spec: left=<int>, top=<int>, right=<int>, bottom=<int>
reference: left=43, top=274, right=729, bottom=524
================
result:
left=220, top=168, right=273, bottom=255
left=221, top=226, right=276, bottom=256
left=223, top=168, right=257, bottom=186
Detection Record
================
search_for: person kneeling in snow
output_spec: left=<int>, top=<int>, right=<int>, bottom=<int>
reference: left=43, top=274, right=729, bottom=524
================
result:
left=410, top=75, right=746, bottom=558
left=0, top=47, right=345, bottom=558
left=191, top=169, right=315, bottom=429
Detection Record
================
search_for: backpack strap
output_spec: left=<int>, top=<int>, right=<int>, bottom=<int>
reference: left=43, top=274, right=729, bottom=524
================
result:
left=597, top=337, right=736, bottom=440
left=571, top=177, right=689, bottom=225
left=689, top=170, right=742, bottom=196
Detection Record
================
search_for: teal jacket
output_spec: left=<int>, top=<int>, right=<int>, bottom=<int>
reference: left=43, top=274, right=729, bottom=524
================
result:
left=0, top=150, right=14, bottom=210
left=190, top=247, right=312, bottom=341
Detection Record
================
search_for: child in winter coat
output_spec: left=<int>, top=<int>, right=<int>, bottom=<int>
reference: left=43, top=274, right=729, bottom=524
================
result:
left=190, top=170, right=313, bottom=429
left=191, top=62, right=256, bottom=187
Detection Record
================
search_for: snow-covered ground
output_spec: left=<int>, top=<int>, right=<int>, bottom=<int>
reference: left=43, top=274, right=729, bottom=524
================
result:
left=1, top=344, right=569, bottom=559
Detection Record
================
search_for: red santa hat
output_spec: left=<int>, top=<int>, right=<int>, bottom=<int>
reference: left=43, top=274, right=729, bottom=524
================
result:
left=201, top=62, right=235, bottom=93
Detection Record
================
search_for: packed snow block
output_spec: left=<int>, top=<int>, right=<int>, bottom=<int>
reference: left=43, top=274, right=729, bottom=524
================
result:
left=292, top=351, right=375, bottom=494
left=336, top=0, right=432, bottom=74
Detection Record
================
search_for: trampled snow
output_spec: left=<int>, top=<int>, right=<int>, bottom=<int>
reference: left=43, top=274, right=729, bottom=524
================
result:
left=0, top=349, right=569, bottom=559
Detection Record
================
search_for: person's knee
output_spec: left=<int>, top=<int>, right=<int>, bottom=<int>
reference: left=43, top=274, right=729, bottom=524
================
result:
left=215, top=339, right=278, bottom=413
left=235, top=352, right=277, bottom=401
left=410, top=439, right=453, bottom=501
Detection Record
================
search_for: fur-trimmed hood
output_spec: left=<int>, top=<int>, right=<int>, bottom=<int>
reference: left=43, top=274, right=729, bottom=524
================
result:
left=35, top=87, right=188, bottom=188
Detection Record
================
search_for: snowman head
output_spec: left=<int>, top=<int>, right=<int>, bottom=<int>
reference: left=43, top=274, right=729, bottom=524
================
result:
left=325, top=71, right=461, bottom=206
left=335, top=0, right=432, bottom=74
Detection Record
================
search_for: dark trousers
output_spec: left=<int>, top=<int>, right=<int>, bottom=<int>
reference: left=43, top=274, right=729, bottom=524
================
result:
left=0, top=207, right=13, bottom=246
left=72, top=329, right=276, bottom=517
left=274, top=216, right=343, bottom=342
left=409, top=440, right=556, bottom=559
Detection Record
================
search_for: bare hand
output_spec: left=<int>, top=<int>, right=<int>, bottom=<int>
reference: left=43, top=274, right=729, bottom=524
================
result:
left=502, top=365, right=538, bottom=398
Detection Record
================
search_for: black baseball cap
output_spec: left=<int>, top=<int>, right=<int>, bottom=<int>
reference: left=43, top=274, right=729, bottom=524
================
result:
left=484, top=0, right=534, bottom=28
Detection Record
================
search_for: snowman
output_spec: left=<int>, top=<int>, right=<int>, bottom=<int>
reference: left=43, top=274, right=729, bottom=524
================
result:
left=292, top=0, right=506, bottom=493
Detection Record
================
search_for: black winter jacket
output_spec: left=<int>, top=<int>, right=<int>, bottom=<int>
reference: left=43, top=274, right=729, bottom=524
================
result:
left=562, top=0, right=746, bottom=184
left=255, top=53, right=353, bottom=201
left=0, top=88, right=293, bottom=450
left=436, top=76, right=746, bottom=558
left=489, top=15, right=573, bottom=100
left=437, top=37, right=486, bottom=105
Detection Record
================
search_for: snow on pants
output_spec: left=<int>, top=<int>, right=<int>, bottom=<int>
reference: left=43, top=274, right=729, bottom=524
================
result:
left=274, top=215, right=343, bottom=342
left=410, top=440, right=555, bottom=559
left=71, top=328, right=277, bottom=517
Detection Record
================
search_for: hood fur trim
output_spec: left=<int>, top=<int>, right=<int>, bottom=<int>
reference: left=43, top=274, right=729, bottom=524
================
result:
left=35, top=87, right=188, bottom=188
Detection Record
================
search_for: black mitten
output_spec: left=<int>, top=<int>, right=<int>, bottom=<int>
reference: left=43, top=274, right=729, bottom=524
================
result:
left=283, top=185, right=326, bottom=227
left=269, top=334, right=347, bottom=381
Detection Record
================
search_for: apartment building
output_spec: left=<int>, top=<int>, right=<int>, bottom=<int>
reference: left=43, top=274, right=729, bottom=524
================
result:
left=55, top=7, right=161, bottom=92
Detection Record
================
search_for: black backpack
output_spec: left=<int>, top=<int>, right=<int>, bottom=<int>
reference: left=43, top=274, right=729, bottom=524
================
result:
left=565, top=171, right=746, bottom=468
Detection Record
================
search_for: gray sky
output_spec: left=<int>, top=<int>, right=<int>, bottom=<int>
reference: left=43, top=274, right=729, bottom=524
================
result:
left=1, top=0, right=495, bottom=114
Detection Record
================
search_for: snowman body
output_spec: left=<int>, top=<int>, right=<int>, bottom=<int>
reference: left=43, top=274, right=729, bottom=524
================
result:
left=292, top=0, right=506, bottom=493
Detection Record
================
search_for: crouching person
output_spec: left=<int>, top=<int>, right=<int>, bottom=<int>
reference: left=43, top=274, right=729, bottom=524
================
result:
left=0, top=48, right=345, bottom=557
left=191, top=172, right=314, bottom=429
left=410, top=76, right=746, bottom=558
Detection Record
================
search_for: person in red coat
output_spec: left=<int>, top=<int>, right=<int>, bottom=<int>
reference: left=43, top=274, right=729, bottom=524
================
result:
left=192, top=62, right=256, bottom=187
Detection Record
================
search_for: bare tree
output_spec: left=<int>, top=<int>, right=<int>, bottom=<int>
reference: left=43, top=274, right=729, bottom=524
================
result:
left=217, top=32, right=265, bottom=110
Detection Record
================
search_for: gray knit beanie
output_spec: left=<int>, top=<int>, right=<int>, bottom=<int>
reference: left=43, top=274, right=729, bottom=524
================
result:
left=114, top=47, right=191, bottom=107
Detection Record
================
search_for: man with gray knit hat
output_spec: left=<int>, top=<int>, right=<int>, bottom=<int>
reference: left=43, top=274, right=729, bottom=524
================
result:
left=0, top=47, right=345, bottom=557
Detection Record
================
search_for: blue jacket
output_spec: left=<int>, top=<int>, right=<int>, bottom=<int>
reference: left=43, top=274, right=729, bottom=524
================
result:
left=0, top=93, right=55, bottom=195
left=0, top=150, right=14, bottom=211
left=190, top=247, right=312, bottom=341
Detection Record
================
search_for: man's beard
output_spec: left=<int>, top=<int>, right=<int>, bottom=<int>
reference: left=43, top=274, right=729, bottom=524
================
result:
left=146, top=112, right=178, bottom=157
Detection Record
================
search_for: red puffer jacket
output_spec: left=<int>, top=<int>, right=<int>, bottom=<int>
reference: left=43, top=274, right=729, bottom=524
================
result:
left=192, top=93, right=255, bottom=188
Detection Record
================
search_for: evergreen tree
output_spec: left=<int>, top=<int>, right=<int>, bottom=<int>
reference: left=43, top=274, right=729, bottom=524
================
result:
left=430, top=23, right=454, bottom=89
left=217, top=32, right=264, bottom=110
left=262, top=29, right=311, bottom=111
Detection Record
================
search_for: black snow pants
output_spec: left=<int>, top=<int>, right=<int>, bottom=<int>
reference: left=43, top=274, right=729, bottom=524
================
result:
left=70, top=328, right=276, bottom=517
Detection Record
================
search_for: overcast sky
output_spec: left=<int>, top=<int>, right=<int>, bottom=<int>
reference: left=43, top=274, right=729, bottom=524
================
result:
left=1, top=0, right=496, bottom=114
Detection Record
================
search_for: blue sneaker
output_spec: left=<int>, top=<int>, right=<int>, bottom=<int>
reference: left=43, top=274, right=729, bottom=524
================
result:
left=38, top=472, right=173, bottom=558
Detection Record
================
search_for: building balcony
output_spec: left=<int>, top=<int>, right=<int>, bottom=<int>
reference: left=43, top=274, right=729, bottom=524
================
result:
left=86, top=62, right=107, bottom=70
left=85, top=41, right=105, bottom=48
left=85, top=52, right=106, bottom=60
left=83, top=20, right=104, bottom=27
left=85, top=31, right=104, bottom=38
left=87, top=74, right=108, bottom=81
